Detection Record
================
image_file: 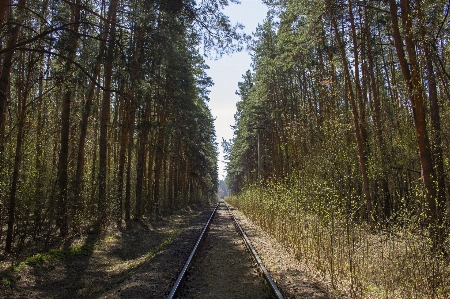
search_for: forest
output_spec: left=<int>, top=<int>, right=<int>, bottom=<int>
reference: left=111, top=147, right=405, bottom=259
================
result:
left=2, top=0, right=450, bottom=297
left=225, top=0, right=450, bottom=298
left=0, top=0, right=248, bottom=254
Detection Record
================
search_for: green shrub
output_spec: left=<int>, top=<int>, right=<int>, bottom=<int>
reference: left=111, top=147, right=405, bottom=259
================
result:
left=228, top=182, right=450, bottom=299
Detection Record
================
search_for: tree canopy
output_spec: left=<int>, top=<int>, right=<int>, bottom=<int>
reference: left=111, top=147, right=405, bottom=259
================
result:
left=226, top=0, right=450, bottom=248
left=0, top=0, right=245, bottom=253
left=225, top=1, right=450, bottom=296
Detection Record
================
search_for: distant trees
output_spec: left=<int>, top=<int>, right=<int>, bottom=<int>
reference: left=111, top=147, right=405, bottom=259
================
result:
left=0, top=0, right=243, bottom=253
left=218, top=180, right=228, bottom=199
left=226, top=0, right=450, bottom=247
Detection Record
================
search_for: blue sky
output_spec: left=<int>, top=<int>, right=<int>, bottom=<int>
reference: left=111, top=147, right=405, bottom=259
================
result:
left=205, top=0, right=268, bottom=180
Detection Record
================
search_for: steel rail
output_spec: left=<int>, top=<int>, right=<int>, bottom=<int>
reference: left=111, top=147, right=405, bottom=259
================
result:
left=225, top=203, right=285, bottom=299
left=167, top=202, right=220, bottom=299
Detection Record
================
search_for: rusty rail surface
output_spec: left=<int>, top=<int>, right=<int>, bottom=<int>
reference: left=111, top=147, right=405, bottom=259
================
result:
left=225, top=203, right=284, bottom=299
left=167, top=202, right=219, bottom=299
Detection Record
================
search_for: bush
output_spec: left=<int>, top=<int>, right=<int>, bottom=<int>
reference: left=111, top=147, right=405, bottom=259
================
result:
left=228, top=182, right=450, bottom=299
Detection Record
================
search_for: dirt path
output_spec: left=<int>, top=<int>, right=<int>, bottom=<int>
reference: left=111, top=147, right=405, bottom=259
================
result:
left=176, top=203, right=275, bottom=299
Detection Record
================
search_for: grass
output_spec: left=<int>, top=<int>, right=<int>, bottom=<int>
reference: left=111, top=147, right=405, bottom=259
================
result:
left=69, top=243, right=96, bottom=256
left=109, top=228, right=183, bottom=285
left=0, top=238, right=101, bottom=285
left=2, top=278, right=10, bottom=287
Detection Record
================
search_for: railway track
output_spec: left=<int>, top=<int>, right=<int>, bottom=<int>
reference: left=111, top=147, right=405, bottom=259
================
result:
left=168, top=201, right=284, bottom=299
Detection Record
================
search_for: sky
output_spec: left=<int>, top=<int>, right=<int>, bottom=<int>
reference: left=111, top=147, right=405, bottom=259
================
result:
left=205, top=0, right=268, bottom=180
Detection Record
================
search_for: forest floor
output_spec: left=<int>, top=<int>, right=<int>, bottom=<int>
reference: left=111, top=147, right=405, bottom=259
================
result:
left=0, top=202, right=343, bottom=299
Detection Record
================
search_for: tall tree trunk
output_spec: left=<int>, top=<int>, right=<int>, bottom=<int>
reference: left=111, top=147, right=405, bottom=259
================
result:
left=97, top=0, right=118, bottom=230
left=73, top=0, right=108, bottom=229
left=146, top=130, right=155, bottom=216
left=116, top=94, right=129, bottom=226
left=0, top=0, right=8, bottom=31
left=388, top=0, right=440, bottom=244
left=90, top=88, right=100, bottom=206
left=153, top=114, right=166, bottom=216
left=34, top=57, right=45, bottom=232
left=5, top=105, right=25, bottom=252
left=347, top=0, right=373, bottom=222
left=0, top=0, right=25, bottom=159
left=56, top=0, right=81, bottom=237
left=135, top=98, right=151, bottom=220
left=364, top=0, right=391, bottom=220
left=33, top=0, right=49, bottom=235
left=419, top=1, right=446, bottom=232
left=5, top=51, right=28, bottom=253
left=125, top=103, right=134, bottom=222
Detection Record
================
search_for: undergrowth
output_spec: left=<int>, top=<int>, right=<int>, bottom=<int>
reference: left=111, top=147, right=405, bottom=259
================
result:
left=0, top=240, right=101, bottom=286
left=227, top=183, right=450, bottom=299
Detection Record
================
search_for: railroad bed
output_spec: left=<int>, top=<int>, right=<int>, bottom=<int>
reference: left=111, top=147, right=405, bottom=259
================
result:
left=169, top=202, right=283, bottom=299
left=98, top=202, right=333, bottom=299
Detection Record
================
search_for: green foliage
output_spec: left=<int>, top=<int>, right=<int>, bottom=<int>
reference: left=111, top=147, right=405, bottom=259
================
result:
left=228, top=182, right=450, bottom=298
left=69, top=244, right=95, bottom=256
left=226, top=0, right=450, bottom=223
left=20, top=243, right=96, bottom=268
left=25, top=253, right=47, bottom=266
left=0, top=0, right=249, bottom=251
left=1, top=278, right=10, bottom=287
left=225, top=0, right=450, bottom=297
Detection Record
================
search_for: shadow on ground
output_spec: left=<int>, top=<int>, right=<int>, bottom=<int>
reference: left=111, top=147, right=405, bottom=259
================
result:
left=0, top=205, right=210, bottom=299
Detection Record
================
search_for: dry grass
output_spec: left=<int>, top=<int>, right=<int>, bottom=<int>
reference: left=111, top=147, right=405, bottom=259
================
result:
left=228, top=184, right=450, bottom=299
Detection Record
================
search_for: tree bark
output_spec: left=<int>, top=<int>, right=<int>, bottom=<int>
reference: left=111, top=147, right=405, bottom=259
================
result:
left=364, top=0, right=391, bottom=220
left=56, top=0, right=81, bottom=237
left=97, top=0, right=118, bottom=230
left=418, top=1, right=446, bottom=231
left=116, top=94, right=129, bottom=225
left=135, top=98, right=151, bottom=220
left=73, top=0, right=108, bottom=229
left=388, top=0, right=440, bottom=242
left=0, top=0, right=8, bottom=31
left=0, top=0, right=25, bottom=157
left=5, top=51, right=28, bottom=253
left=146, top=129, right=155, bottom=216
left=125, top=99, right=135, bottom=222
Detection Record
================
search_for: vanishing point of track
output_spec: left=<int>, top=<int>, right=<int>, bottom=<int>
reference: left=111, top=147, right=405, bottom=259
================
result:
left=167, top=201, right=284, bottom=299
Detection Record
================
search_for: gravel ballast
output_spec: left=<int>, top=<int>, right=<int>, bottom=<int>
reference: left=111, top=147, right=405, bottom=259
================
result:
left=176, top=203, right=275, bottom=299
